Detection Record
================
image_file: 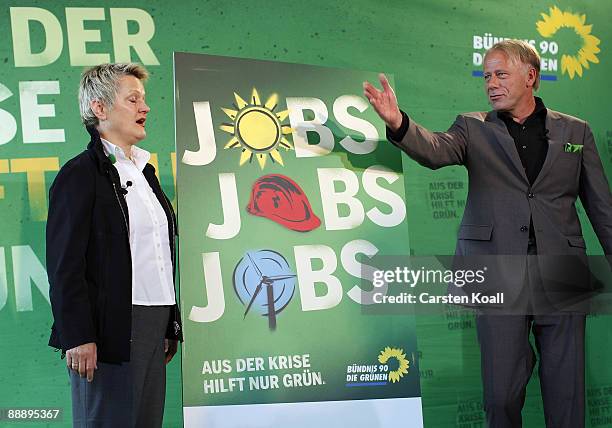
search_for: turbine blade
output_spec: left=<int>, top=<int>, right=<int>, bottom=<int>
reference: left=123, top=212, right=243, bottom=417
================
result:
left=266, top=274, right=297, bottom=281
left=247, top=253, right=264, bottom=279
left=243, top=281, right=264, bottom=318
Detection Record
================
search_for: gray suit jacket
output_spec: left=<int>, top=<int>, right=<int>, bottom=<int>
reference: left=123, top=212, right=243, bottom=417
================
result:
left=390, top=108, right=612, bottom=304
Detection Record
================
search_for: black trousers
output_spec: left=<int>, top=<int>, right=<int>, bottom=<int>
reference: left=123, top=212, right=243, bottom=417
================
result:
left=69, top=305, right=170, bottom=428
left=476, top=240, right=586, bottom=427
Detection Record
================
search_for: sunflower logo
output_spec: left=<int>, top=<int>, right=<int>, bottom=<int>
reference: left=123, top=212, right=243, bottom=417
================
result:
left=378, top=347, right=410, bottom=383
left=536, top=6, right=600, bottom=79
left=221, top=88, right=293, bottom=169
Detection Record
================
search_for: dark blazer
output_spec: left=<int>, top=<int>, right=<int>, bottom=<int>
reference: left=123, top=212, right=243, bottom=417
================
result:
left=47, top=127, right=183, bottom=363
left=390, top=107, right=612, bottom=304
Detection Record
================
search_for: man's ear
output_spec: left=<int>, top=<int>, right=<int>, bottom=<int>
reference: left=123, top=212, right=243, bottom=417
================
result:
left=526, top=67, right=537, bottom=88
left=90, top=100, right=107, bottom=121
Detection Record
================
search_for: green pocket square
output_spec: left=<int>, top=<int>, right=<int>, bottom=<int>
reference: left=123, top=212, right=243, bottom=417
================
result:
left=564, top=143, right=583, bottom=153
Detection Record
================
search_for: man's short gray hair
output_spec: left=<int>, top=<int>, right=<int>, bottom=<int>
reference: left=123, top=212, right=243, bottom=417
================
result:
left=485, top=39, right=541, bottom=90
left=78, top=63, right=149, bottom=127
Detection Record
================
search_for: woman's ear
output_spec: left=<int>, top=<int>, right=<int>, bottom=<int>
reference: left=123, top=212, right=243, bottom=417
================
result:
left=90, top=100, right=107, bottom=121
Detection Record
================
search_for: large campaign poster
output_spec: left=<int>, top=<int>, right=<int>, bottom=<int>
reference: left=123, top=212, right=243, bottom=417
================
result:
left=174, top=52, right=422, bottom=426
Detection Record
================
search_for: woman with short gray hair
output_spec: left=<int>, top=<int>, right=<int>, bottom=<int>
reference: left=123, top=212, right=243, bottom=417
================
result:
left=47, top=63, right=182, bottom=427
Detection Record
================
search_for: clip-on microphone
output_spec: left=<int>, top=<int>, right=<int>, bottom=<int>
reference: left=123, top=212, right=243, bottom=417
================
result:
left=120, top=181, right=133, bottom=195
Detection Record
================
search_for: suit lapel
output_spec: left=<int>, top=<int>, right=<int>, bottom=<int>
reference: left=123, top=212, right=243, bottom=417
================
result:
left=485, top=111, right=529, bottom=183
left=532, top=110, right=566, bottom=188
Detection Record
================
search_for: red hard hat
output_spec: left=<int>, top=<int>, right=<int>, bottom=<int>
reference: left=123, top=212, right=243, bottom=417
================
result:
left=247, top=174, right=321, bottom=232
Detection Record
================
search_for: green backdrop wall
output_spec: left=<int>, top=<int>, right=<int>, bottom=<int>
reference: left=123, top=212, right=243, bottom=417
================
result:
left=0, top=1, right=610, bottom=427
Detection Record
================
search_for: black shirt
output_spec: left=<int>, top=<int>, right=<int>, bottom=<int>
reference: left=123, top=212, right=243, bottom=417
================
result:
left=497, top=97, right=548, bottom=185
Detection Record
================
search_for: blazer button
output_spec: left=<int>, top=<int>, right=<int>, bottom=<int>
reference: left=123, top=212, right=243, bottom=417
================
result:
left=528, top=192, right=534, bottom=198
left=520, top=225, right=528, bottom=232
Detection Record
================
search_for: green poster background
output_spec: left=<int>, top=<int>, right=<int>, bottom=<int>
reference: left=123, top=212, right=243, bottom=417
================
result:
left=0, top=1, right=610, bottom=427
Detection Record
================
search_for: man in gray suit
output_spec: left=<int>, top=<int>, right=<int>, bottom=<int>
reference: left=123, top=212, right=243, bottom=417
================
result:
left=364, top=39, right=612, bottom=427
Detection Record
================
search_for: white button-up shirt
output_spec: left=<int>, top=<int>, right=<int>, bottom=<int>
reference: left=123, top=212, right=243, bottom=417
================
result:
left=101, top=138, right=176, bottom=306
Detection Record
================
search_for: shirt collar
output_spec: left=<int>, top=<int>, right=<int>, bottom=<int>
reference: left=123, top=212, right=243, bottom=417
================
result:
left=498, top=97, right=547, bottom=124
left=532, top=96, right=547, bottom=117
left=100, top=138, right=150, bottom=172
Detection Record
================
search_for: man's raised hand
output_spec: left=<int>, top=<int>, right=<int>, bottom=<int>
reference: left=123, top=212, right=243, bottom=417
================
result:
left=363, top=73, right=403, bottom=132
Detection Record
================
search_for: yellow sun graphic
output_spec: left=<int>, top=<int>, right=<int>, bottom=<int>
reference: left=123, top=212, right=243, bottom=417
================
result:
left=378, top=347, right=410, bottom=383
left=220, top=88, right=293, bottom=169
left=536, top=6, right=600, bottom=79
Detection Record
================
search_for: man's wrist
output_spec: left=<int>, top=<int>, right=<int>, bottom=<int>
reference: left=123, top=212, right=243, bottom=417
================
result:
left=388, top=111, right=403, bottom=132
left=386, top=111, right=409, bottom=142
